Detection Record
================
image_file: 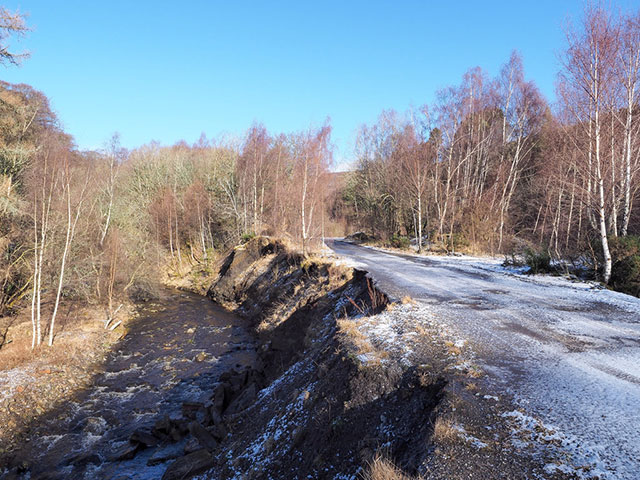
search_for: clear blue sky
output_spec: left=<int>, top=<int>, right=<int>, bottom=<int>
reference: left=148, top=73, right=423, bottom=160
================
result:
left=2, top=1, right=639, bottom=168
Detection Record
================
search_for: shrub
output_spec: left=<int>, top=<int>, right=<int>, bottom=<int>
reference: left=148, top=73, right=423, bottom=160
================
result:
left=608, top=235, right=640, bottom=259
left=451, top=232, right=469, bottom=250
left=388, top=235, right=410, bottom=249
left=609, top=236, right=640, bottom=297
left=240, top=232, right=256, bottom=244
left=524, top=248, right=552, bottom=274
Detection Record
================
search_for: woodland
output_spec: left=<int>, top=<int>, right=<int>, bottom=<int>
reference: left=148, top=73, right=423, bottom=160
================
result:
left=1, top=4, right=640, bottom=350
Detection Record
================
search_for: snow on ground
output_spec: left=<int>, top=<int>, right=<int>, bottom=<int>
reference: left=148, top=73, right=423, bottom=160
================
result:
left=0, top=364, right=36, bottom=403
left=502, top=410, right=611, bottom=480
left=345, top=302, right=467, bottom=368
left=452, top=424, right=489, bottom=449
left=328, top=239, right=640, bottom=480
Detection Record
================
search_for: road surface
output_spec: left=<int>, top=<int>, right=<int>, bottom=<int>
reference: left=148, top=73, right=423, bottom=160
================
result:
left=327, top=239, right=640, bottom=480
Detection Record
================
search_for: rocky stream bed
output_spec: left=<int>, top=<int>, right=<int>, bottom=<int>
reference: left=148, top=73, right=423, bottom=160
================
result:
left=1, top=289, right=256, bottom=479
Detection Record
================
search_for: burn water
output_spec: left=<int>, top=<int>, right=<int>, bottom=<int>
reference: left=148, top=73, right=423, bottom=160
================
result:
left=9, top=289, right=255, bottom=479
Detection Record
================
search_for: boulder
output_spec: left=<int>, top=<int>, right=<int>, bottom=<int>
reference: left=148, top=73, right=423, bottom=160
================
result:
left=210, top=383, right=226, bottom=412
left=109, top=442, right=140, bottom=461
left=153, top=415, right=172, bottom=438
left=188, top=421, right=219, bottom=451
left=225, top=383, right=257, bottom=415
left=161, top=449, right=215, bottom=480
left=130, top=428, right=160, bottom=448
left=181, top=401, right=205, bottom=421
left=147, top=442, right=185, bottom=466
left=183, top=437, right=201, bottom=455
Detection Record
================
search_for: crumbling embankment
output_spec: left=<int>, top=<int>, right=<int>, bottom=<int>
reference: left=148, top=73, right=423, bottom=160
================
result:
left=196, top=237, right=446, bottom=478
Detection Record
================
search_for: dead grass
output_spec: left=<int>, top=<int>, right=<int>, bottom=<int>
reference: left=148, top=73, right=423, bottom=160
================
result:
left=467, top=365, right=484, bottom=378
left=401, top=295, right=416, bottom=305
left=0, top=304, right=128, bottom=372
left=326, top=262, right=353, bottom=289
left=361, top=454, right=422, bottom=480
left=444, top=340, right=462, bottom=356
left=0, top=325, right=100, bottom=371
left=337, top=318, right=375, bottom=355
left=465, top=381, right=478, bottom=392
left=432, top=416, right=460, bottom=445
left=337, top=317, right=391, bottom=368
left=412, top=323, right=431, bottom=337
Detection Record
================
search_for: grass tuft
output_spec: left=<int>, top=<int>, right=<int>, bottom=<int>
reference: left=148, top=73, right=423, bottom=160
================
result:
left=432, top=416, right=459, bottom=444
left=361, top=454, right=422, bottom=480
left=400, top=295, right=416, bottom=305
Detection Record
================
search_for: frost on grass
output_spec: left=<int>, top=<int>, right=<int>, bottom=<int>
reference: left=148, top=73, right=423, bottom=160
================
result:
left=0, top=365, right=36, bottom=403
left=341, top=302, right=471, bottom=369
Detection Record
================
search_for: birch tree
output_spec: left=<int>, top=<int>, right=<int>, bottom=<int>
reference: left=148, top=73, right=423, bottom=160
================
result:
left=495, top=51, right=545, bottom=250
left=293, top=125, right=331, bottom=254
left=618, top=12, right=640, bottom=235
left=559, top=5, right=619, bottom=283
left=48, top=155, right=89, bottom=346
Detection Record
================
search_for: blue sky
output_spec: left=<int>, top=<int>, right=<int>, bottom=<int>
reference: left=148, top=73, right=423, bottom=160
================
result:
left=2, top=1, right=639, bottom=168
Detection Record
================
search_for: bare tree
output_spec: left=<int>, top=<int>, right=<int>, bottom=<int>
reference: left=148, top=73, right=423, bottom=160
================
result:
left=99, top=133, right=124, bottom=247
left=48, top=155, right=90, bottom=346
left=559, top=5, right=619, bottom=283
left=0, top=7, right=29, bottom=66
left=293, top=124, right=332, bottom=254
left=395, top=118, right=433, bottom=252
left=30, top=145, right=56, bottom=347
left=495, top=51, right=545, bottom=250
left=618, top=12, right=640, bottom=235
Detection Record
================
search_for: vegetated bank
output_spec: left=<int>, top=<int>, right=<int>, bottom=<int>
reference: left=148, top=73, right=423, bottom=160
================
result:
left=145, top=237, right=563, bottom=480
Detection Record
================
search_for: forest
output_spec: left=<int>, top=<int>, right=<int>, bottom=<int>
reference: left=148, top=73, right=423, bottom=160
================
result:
left=1, top=3, right=640, bottom=352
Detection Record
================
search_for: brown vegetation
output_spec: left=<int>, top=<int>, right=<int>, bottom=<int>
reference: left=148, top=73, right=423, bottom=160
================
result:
left=431, top=417, right=460, bottom=445
left=362, top=454, right=423, bottom=480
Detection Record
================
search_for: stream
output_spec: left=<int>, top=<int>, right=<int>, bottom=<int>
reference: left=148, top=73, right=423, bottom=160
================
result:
left=8, top=289, right=255, bottom=479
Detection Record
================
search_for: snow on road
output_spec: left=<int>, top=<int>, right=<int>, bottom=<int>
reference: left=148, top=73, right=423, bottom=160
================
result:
left=327, top=240, right=640, bottom=480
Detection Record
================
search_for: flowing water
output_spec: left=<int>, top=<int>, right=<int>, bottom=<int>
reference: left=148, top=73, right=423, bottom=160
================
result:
left=8, top=289, right=255, bottom=479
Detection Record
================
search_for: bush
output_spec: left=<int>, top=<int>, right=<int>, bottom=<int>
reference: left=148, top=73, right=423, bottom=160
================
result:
left=388, top=235, right=410, bottom=249
left=609, top=236, right=640, bottom=297
left=240, top=232, right=256, bottom=244
left=524, top=248, right=552, bottom=274
left=345, top=231, right=375, bottom=244
left=451, top=232, right=469, bottom=250
left=608, top=235, right=640, bottom=259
